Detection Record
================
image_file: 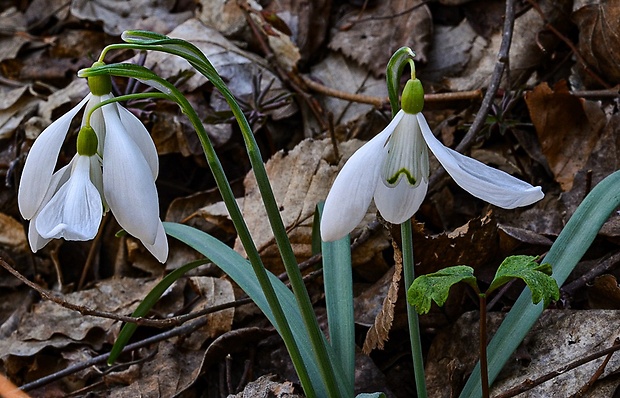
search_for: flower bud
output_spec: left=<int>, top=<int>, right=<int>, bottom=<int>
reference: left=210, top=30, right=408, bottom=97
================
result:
left=401, top=78, right=424, bottom=114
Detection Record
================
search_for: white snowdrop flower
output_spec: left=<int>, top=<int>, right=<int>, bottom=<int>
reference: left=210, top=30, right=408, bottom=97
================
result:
left=321, top=78, right=544, bottom=242
left=18, top=63, right=168, bottom=262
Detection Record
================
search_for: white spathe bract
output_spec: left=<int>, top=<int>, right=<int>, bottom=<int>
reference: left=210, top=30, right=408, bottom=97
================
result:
left=321, top=109, right=544, bottom=242
left=18, top=92, right=168, bottom=262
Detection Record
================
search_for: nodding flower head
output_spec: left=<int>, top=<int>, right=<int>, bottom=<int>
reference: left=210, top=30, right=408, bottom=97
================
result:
left=320, top=77, right=544, bottom=242
left=18, top=62, right=168, bottom=262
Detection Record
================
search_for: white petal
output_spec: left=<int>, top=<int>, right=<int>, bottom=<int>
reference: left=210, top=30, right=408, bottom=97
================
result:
left=320, top=116, right=401, bottom=242
left=141, top=221, right=169, bottom=263
left=117, top=104, right=159, bottom=179
left=102, top=105, right=160, bottom=245
left=36, top=155, right=103, bottom=240
left=374, top=178, right=428, bottom=224
left=418, top=113, right=544, bottom=208
left=27, top=161, right=74, bottom=251
left=19, top=95, right=91, bottom=219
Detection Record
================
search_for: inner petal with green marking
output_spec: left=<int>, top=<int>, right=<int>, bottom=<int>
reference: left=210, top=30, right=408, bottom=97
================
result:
left=381, top=113, right=429, bottom=188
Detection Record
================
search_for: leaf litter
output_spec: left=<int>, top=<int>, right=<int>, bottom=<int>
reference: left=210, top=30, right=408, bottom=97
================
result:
left=0, top=0, right=619, bottom=396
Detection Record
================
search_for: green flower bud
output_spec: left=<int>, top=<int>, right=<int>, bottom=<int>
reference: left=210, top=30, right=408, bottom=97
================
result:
left=87, top=62, right=112, bottom=96
left=401, top=78, right=424, bottom=114
left=77, top=125, right=98, bottom=156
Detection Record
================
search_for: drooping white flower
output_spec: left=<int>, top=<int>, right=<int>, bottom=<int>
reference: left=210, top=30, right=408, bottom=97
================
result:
left=18, top=63, right=168, bottom=262
left=321, top=78, right=544, bottom=242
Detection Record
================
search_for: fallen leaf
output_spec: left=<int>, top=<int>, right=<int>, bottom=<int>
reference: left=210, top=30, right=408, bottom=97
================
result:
left=329, top=0, right=432, bottom=77
left=70, top=0, right=193, bottom=36
left=184, top=276, right=235, bottom=348
left=0, top=213, right=27, bottom=251
left=362, top=240, right=401, bottom=354
left=0, top=8, right=28, bottom=63
left=525, top=81, right=606, bottom=191
left=588, top=274, right=620, bottom=310
left=195, top=0, right=261, bottom=37
left=573, top=1, right=620, bottom=86
left=142, top=18, right=296, bottom=119
left=264, top=0, right=332, bottom=65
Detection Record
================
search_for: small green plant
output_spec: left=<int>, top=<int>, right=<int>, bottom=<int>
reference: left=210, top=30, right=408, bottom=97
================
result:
left=407, top=255, right=559, bottom=398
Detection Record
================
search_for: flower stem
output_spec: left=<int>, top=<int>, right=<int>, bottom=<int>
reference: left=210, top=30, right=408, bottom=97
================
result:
left=479, top=293, right=490, bottom=398
left=401, top=220, right=427, bottom=397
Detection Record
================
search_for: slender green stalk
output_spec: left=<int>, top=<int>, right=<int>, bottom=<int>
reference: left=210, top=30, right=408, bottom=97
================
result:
left=169, top=47, right=345, bottom=395
left=401, top=220, right=428, bottom=397
left=79, top=64, right=317, bottom=397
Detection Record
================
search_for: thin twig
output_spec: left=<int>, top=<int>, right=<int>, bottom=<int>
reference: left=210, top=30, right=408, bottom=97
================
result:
left=494, top=338, right=620, bottom=398
left=18, top=315, right=214, bottom=392
left=0, top=257, right=250, bottom=328
left=300, top=74, right=483, bottom=108
left=570, top=338, right=619, bottom=398
left=561, top=251, right=620, bottom=298
left=429, top=0, right=517, bottom=190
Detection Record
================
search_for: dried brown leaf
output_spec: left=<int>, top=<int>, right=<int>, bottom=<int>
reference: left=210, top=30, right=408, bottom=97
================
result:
left=573, top=1, right=620, bottom=86
left=329, top=0, right=432, bottom=77
left=362, top=240, right=402, bottom=354
left=525, top=81, right=606, bottom=191
left=588, top=274, right=620, bottom=310
left=70, top=0, right=192, bottom=36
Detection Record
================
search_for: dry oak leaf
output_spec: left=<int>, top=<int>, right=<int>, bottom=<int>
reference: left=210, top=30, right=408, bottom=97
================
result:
left=329, top=0, right=432, bottom=77
left=573, top=0, right=620, bottom=85
left=525, top=81, right=606, bottom=191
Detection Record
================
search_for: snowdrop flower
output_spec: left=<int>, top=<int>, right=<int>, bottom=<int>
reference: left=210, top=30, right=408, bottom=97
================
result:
left=18, top=62, right=168, bottom=262
left=321, top=77, right=544, bottom=242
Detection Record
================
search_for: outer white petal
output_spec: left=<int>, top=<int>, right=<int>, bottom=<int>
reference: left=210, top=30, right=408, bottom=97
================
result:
left=374, top=178, right=428, bottom=224
left=320, top=113, right=403, bottom=241
left=36, top=155, right=103, bottom=240
left=140, top=221, right=169, bottom=263
left=117, top=104, right=159, bottom=179
left=102, top=104, right=160, bottom=245
left=418, top=113, right=544, bottom=208
left=19, top=94, right=91, bottom=219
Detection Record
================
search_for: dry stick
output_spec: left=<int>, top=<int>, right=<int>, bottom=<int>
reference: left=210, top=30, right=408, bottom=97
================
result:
left=0, top=257, right=250, bottom=328
left=561, top=250, right=620, bottom=298
left=494, top=339, right=620, bottom=398
left=429, top=0, right=517, bottom=191
left=300, top=75, right=483, bottom=108
left=570, top=338, right=620, bottom=398
left=17, top=314, right=217, bottom=392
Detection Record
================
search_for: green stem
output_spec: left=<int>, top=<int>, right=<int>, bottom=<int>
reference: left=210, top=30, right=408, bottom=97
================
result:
left=79, top=64, right=317, bottom=398
left=402, top=220, right=428, bottom=397
left=479, top=294, right=489, bottom=398
left=175, top=49, right=344, bottom=395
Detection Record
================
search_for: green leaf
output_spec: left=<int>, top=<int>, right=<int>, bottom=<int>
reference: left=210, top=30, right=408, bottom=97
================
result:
left=164, top=222, right=348, bottom=397
left=487, top=256, right=559, bottom=307
left=407, top=266, right=477, bottom=314
left=356, top=393, right=387, bottom=398
left=319, top=202, right=355, bottom=396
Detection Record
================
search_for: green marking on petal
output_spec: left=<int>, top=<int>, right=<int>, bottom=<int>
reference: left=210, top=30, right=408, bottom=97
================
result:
left=386, top=168, right=417, bottom=186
